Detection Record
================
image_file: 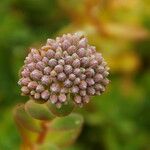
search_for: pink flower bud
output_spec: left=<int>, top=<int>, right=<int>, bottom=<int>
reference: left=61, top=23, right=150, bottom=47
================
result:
left=48, top=59, right=57, bottom=67
left=57, top=72, right=66, bottom=81
left=79, top=81, right=87, bottom=90
left=41, top=75, right=52, bottom=85
left=82, top=96, right=90, bottom=103
left=56, top=102, right=62, bottom=108
left=96, top=66, right=104, bottom=73
left=74, top=68, right=81, bottom=76
left=80, top=74, right=86, bottom=80
left=25, top=56, right=32, bottom=64
left=50, top=83, right=60, bottom=93
left=30, top=90, right=35, bottom=96
left=80, top=90, right=86, bottom=96
left=54, top=65, right=63, bottom=73
left=36, top=85, right=45, bottom=93
left=31, top=48, right=38, bottom=54
left=47, top=38, right=55, bottom=45
left=21, top=86, right=30, bottom=95
left=74, top=78, right=81, bottom=85
left=60, top=87, right=68, bottom=93
left=51, top=43, right=59, bottom=50
left=30, top=69, right=43, bottom=80
left=36, top=61, right=46, bottom=71
left=21, top=69, right=30, bottom=77
left=28, top=81, right=38, bottom=90
left=101, top=61, right=107, bottom=67
left=94, top=74, right=103, bottom=82
left=41, top=45, right=51, bottom=50
left=55, top=51, right=62, bottom=59
left=64, top=65, right=73, bottom=74
left=63, top=51, right=68, bottom=57
left=62, top=40, right=71, bottom=50
left=81, top=57, right=89, bottom=67
left=33, top=54, right=42, bottom=62
left=65, top=56, right=73, bottom=64
left=72, top=59, right=80, bottom=68
left=67, top=45, right=76, bottom=55
left=34, top=93, right=40, bottom=99
left=86, top=78, right=95, bottom=86
left=85, top=68, right=95, bottom=77
left=41, top=90, right=50, bottom=100
left=90, top=46, right=96, bottom=53
left=71, top=86, right=79, bottom=94
left=103, top=71, right=109, bottom=77
left=42, top=57, right=49, bottom=64
left=101, top=79, right=109, bottom=86
left=50, top=70, right=57, bottom=77
left=69, top=74, right=76, bottom=81
left=58, top=94, right=67, bottom=102
left=64, top=79, right=72, bottom=88
left=72, top=53, right=79, bottom=59
left=95, top=53, right=102, bottom=63
left=44, top=66, right=51, bottom=75
left=78, top=38, right=87, bottom=48
left=77, top=48, right=86, bottom=57
left=27, top=62, right=36, bottom=71
left=50, top=94, right=58, bottom=104
left=87, top=87, right=95, bottom=95
left=46, top=50, right=55, bottom=59
left=90, top=59, right=98, bottom=68
left=20, top=78, right=31, bottom=86
left=58, top=59, right=65, bottom=65
left=74, top=95, right=82, bottom=104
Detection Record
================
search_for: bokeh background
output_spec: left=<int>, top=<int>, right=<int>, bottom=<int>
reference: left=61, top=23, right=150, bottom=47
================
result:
left=0, top=0, right=150, bottom=150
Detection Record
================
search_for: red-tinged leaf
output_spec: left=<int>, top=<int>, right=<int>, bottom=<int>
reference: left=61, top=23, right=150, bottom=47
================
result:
left=13, top=104, right=42, bottom=133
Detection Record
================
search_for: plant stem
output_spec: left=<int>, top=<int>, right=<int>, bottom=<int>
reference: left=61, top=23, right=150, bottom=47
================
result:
left=37, top=121, right=49, bottom=144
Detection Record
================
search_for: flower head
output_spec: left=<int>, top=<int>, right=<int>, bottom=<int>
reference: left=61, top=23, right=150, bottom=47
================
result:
left=18, top=32, right=109, bottom=108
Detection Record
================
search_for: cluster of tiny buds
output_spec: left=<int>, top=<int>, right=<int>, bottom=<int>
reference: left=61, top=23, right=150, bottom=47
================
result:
left=18, top=32, right=109, bottom=108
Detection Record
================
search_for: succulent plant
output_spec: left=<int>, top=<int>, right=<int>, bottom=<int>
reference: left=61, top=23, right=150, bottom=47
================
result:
left=15, top=32, right=109, bottom=149
left=18, top=32, right=109, bottom=108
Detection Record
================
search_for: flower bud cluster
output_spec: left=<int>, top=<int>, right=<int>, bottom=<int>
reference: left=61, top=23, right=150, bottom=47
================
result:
left=18, top=33, right=109, bottom=108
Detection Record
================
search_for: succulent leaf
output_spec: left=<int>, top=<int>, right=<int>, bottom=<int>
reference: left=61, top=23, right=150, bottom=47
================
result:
left=25, top=100, right=55, bottom=121
left=13, top=104, right=42, bottom=133
left=44, top=113, right=83, bottom=147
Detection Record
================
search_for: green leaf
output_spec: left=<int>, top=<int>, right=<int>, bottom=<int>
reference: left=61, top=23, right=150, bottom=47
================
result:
left=38, top=143, right=60, bottom=150
left=46, top=95, right=75, bottom=117
left=13, top=104, right=42, bottom=133
left=50, top=113, right=84, bottom=130
left=44, top=113, right=84, bottom=147
left=25, top=100, right=55, bottom=121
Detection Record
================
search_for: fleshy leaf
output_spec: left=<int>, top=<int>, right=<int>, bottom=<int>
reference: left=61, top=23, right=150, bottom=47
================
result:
left=38, top=143, right=60, bottom=150
left=25, top=100, right=55, bottom=121
left=46, top=95, right=75, bottom=117
left=50, top=113, right=83, bottom=130
left=44, top=113, right=84, bottom=147
left=13, top=104, right=42, bottom=133
left=15, top=120, right=38, bottom=149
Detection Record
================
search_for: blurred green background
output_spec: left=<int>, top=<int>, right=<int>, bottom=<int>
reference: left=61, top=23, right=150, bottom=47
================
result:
left=0, top=0, right=150, bottom=150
